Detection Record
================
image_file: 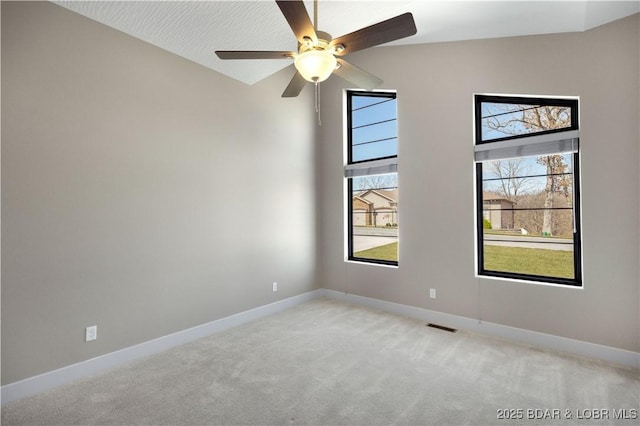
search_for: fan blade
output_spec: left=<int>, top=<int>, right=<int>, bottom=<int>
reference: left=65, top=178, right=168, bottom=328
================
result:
left=216, top=51, right=295, bottom=60
left=330, top=12, right=417, bottom=56
left=334, top=59, right=383, bottom=91
left=276, top=0, right=317, bottom=45
left=282, top=71, right=307, bottom=98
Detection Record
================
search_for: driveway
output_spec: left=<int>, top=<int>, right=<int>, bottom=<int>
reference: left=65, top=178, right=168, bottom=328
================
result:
left=484, top=234, right=573, bottom=251
left=353, top=236, right=397, bottom=252
left=353, top=232, right=573, bottom=253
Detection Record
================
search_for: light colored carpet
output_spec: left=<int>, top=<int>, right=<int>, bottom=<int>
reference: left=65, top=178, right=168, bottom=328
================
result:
left=2, top=298, right=639, bottom=425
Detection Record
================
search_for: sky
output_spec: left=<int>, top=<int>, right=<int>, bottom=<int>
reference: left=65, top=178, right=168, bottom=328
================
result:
left=350, top=94, right=397, bottom=162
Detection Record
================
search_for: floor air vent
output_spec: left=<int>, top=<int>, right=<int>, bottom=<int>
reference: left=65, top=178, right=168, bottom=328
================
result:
left=427, top=323, right=458, bottom=333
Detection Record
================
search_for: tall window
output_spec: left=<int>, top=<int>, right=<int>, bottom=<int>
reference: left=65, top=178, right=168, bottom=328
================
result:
left=474, top=95, right=582, bottom=286
left=345, top=91, right=398, bottom=266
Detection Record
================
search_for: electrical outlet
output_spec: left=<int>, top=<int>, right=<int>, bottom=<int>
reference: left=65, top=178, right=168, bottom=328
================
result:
left=272, top=282, right=278, bottom=292
left=429, top=289, right=436, bottom=299
left=85, top=325, right=97, bottom=342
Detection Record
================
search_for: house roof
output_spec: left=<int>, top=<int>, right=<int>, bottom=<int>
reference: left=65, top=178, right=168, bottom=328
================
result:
left=357, top=189, right=397, bottom=203
left=483, top=192, right=515, bottom=204
left=353, top=195, right=373, bottom=206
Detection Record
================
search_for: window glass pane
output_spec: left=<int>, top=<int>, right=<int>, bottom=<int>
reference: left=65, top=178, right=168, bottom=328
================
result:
left=351, top=174, right=398, bottom=263
left=480, top=153, right=576, bottom=280
left=350, top=95, right=397, bottom=162
left=480, top=102, right=573, bottom=142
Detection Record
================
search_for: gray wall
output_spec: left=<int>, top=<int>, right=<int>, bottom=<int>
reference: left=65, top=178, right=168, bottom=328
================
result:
left=317, top=14, right=639, bottom=353
left=2, top=1, right=317, bottom=384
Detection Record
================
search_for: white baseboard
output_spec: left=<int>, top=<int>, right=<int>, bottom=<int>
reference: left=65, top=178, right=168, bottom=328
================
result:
left=319, top=288, right=640, bottom=370
left=1, top=290, right=321, bottom=405
left=4, top=287, right=638, bottom=405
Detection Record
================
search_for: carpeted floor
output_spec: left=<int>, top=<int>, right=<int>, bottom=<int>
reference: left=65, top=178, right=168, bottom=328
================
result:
left=2, top=298, right=639, bottom=425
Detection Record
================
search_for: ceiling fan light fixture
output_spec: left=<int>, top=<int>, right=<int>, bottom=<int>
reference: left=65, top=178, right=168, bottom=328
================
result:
left=294, top=49, right=337, bottom=83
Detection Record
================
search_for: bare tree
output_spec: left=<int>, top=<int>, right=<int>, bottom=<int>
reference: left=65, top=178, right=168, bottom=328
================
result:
left=483, top=104, right=572, bottom=236
left=515, top=191, right=573, bottom=237
left=487, top=159, right=533, bottom=203
left=354, top=174, right=397, bottom=191
left=536, top=155, right=571, bottom=235
left=523, top=106, right=572, bottom=236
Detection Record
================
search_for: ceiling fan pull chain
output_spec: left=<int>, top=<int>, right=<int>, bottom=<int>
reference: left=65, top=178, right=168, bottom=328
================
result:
left=314, top=80, right=322, bottom=126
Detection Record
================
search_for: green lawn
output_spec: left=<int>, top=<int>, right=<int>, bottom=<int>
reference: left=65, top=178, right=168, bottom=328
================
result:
left=484, top=245, right=574, bottom=278
left=354, top=243, right=574, bottom=279
left=354, top=242, right=398, bottom=262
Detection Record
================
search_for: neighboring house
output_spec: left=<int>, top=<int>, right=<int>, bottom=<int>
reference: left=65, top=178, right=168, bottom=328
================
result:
left=353, top=189, right=398, bottom=227
left=483, top=192, right=515, bottom=230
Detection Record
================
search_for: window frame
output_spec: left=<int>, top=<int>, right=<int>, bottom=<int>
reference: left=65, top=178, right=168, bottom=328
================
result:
left=474, top=94, right=582, bottom=287
left=475, top=95, right=579, bottom=145
left=346, top=90, right=398, bottom=267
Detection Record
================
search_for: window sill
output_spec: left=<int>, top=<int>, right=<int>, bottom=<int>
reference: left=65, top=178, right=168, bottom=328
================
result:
left=346, top=260, right=399, bottom=269
left=476, top=273, right=582, bottom=289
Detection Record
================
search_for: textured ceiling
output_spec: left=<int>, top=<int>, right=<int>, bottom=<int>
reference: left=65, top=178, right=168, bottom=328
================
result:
left=54, top=1, right=640, bottom=85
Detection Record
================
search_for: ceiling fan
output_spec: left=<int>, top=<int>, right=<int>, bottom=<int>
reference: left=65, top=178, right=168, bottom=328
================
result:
left=215, top=0, right=417, bottom=97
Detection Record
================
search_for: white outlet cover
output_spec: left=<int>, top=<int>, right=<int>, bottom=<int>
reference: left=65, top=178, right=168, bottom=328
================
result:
left=272, top=282, right=278, bottom=292
left=429, top=289, right=436, bottom=299
left=85, top=325, right=97, bottom=342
